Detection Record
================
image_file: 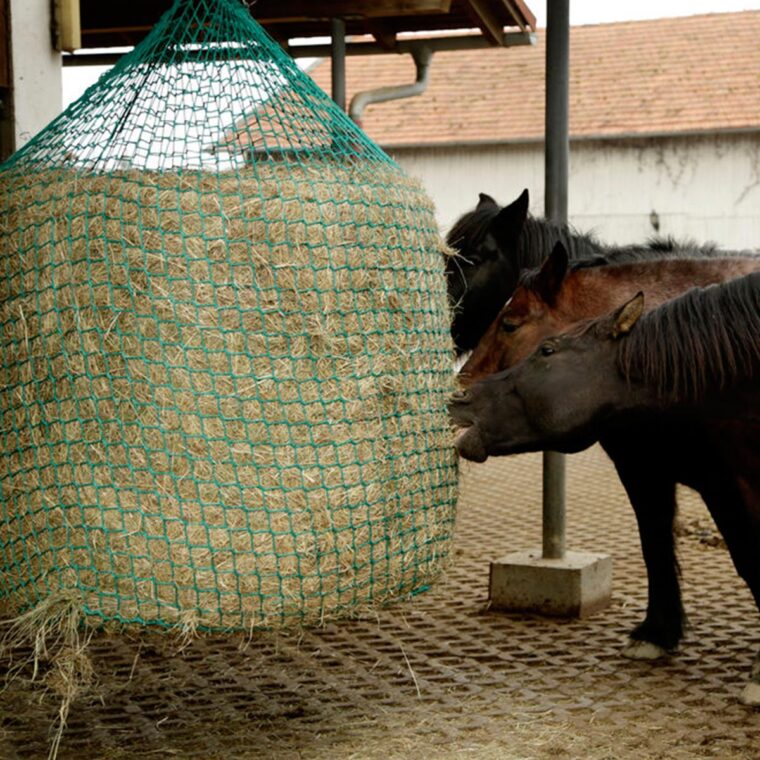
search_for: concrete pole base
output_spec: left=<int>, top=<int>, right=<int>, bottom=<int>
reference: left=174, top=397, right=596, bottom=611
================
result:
left=489, top=549, right=612, bottom=618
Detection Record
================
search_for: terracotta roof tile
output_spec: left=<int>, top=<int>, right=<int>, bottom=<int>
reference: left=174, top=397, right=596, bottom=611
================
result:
left=308, top=11, right=760, bottom=145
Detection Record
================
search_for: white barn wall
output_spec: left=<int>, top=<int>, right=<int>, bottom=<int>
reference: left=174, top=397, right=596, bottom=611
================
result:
left=389, top=133, right=760, bottom=251
left=10, top=0, right=62, bottom=149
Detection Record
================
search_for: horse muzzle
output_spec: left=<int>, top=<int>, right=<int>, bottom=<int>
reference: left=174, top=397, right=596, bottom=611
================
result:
left=448, top=390, right=490, bottom=462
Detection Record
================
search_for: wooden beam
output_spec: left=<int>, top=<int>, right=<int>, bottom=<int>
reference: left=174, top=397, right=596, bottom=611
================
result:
left=368, top=20, right=397, bottom=51
left=0, top=0, right=9, bottom=88
left=251, top=0, right=452, bottom=23
left=54, top=0, right=82, bottom=52
left=467, top=0, right=503, bottom=46
left=509, top=0, right=537, bottom=30
left=81, top=24, right=152, bottom=35
left=0, top=0, right=11, bottom=162
left=498, top=0, right=525, bottom=31
left=497, top=0, right=536, bottom=31
left=0, top=0, right=11, bottom=161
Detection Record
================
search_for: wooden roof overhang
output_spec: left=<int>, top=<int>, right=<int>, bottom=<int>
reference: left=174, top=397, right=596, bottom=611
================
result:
left=69, top=0, right=536, bottom=62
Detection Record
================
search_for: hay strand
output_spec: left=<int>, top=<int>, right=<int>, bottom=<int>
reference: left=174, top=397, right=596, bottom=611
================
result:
left=0, top=590, right=91, bottom=759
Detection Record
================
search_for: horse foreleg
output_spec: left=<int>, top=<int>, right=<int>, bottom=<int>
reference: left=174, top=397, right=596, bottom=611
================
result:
left=604, top=443, right=683, bottom=657
left=696, top=471, right=760, bottom=707
left=624, top=479, right=683, bottom=658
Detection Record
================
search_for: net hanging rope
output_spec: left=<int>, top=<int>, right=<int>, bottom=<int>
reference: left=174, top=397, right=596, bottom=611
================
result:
left=0, top=0, right=458, bottom=631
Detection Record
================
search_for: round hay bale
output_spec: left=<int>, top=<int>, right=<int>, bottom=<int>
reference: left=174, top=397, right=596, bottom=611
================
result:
left=0, top=161, right=458, bottom=630
left=0, top=0, right=458, bottom=634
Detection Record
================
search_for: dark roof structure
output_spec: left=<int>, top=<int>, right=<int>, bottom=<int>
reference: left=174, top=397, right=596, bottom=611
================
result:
left=75, top=0, right=535, bottom=50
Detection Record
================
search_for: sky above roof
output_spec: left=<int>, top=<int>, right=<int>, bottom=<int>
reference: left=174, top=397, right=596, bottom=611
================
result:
left=532, top=0, right=760, bottom=26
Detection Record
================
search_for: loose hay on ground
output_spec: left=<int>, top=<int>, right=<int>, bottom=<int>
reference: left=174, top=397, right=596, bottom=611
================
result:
left=0, top=162, right=458, bottom=632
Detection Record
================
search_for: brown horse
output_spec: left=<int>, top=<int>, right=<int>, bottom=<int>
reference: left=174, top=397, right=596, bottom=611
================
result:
left=450, top=274, right=760, bottom=705
left=460, top=242, right=760, bottom=384
left=454, top=247, right=760, bottom=691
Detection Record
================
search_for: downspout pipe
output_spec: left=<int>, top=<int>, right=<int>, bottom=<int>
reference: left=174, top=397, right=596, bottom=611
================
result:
left=349, top=46, right=432, bottom=127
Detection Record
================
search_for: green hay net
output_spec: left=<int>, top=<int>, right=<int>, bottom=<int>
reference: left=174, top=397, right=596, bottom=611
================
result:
left=0, top=0, right=458, bottom=631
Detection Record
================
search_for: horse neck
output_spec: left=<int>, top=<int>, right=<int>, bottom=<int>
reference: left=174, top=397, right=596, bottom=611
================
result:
left=617, top=272, right=760, bottom=405
left=518, top=217, right=601, bottom=268
left=564, top=257, right=760, bottom=319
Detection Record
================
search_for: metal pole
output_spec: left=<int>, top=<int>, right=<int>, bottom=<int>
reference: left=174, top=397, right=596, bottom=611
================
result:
left=330, top=18, right=346, bottom=111
left=542, top=0, right=570, bottom=560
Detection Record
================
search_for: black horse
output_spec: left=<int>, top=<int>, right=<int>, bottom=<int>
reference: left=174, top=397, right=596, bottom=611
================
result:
left=445, top=189, right=722, bottom=354
left=450, top=273, right=760, bottom=706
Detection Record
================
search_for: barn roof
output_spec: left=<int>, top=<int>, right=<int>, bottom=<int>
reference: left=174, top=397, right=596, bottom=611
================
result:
left=308, top=11, right=760, bottom=147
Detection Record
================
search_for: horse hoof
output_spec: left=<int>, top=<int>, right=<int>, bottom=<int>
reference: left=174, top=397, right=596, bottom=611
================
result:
left=622, top=639, right=669, bottom=660
left=740, top=680, right=760, bottom=707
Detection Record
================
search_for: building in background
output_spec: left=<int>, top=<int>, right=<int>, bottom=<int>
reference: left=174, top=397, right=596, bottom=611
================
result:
left=310, top=12, right=760, bottom=249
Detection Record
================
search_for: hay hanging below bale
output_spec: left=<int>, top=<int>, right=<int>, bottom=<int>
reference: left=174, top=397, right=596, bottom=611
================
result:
left=0, top=161, right=458, bottom=632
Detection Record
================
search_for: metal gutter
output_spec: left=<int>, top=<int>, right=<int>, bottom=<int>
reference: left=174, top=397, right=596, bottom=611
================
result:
left=349, top=46, right=432, bottom=127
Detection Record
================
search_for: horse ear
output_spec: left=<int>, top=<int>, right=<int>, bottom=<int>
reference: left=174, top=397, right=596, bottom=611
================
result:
left=492, top=188, right=529, bottom=246
left=477, top=192, right=498, bottom=209
left=534, top=242, right=569, bottom=304
left=610, top=292, right=645, bottom=338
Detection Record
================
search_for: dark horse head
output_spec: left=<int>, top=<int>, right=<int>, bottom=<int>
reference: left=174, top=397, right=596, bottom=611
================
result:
left=445, top=190, right=530, bottom=355
left=450, top=272, right=760, bottom=462
left=450, top=295, right=648, bottom=461
left=445, top=189, right=609, bottom=355
left=444, top=190, right=730, bottom=357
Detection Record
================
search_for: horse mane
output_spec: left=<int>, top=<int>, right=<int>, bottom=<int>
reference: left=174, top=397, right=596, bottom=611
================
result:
left=518, top=216, right=603, bottom=266
left=645, top=235, right=718, bottom=254
left=445, top=203, right=604, bottom=264
left=518, top=239, right=757, bottom=288
left=617, top=272, right=760, bottom=403
left=447, top=198, right=743, bottom=273
left=515, top=265, right=543, bottom=290
left=519, top=224, right=729, bottom=268
left=445, top=204, right=499, bottom=255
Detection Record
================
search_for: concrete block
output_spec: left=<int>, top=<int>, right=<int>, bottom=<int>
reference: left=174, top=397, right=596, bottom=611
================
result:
left=489, top=549, right=612, bottom=618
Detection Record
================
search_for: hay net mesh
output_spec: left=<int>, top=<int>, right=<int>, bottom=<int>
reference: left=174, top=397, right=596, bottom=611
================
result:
left=0, top=0, right=458, bottom=631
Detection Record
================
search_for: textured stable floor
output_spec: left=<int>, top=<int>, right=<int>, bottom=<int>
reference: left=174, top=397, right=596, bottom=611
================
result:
left=2, top=446, right=758, bottom=759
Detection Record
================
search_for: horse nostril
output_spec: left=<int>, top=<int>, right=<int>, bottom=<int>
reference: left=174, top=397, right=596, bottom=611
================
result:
left=451, top=389, right=470, bottom=403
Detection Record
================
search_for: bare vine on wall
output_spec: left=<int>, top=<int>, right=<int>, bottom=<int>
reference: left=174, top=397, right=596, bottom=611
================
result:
left=735, top=139, right=760, bottom=206
left=650, top=139, right=693, bottom=190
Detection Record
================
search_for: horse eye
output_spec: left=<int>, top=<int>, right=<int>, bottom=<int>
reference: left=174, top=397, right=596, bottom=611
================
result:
left=501, top=321, right=518, bottom=334
left=540, top=344, right=555, bottom=356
